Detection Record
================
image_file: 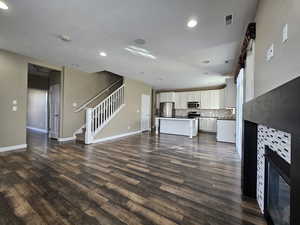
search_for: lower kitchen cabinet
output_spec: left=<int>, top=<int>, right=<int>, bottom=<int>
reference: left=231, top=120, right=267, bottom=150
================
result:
left=217, top=119, right=236, bottom=143
left=199, top=118, right=217, bottom=133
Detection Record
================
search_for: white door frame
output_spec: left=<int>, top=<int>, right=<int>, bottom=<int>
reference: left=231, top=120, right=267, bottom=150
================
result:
left=141, top=94, right=151, bottom=132
left=236, top=69, right=245, bottom=159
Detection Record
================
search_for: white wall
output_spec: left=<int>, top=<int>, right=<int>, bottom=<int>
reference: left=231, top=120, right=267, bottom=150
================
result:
left=245, top=41, right=255, bottom=102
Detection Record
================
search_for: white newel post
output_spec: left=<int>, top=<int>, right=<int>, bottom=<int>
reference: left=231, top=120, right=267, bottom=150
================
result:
left=85, top=108, right=93, bottom=144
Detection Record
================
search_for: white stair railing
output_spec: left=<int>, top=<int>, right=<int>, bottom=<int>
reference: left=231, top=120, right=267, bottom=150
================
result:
left=85, top=85, right=125, bottom=144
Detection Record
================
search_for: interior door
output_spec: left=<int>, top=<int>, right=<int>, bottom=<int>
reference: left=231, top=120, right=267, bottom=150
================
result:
left=141, top=94, right=151, bottom=132
left=49, top=84, right=60, bottom=139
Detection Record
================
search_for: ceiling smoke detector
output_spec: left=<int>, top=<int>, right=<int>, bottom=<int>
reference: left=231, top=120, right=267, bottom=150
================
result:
left=59, top=35, right=72, bottom=42
left=225, top=14, right=233, bottom=26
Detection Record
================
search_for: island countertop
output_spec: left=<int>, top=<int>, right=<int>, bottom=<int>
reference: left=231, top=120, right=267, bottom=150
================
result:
left=155, top=117, right=198, bottom=138
left=155, top=116, right=198, bottom=121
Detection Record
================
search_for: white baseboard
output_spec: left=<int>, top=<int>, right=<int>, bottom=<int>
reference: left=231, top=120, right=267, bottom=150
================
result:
left=27, top=126, right=48, bottom=133
left=92, top=130, right=142, bottom=144
left=58, top=136, right=76, bottom=142
left=0, top=144, right=27, bottom=153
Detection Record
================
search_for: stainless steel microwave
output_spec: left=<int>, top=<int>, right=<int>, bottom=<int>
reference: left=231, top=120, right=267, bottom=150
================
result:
left=187, top=101, right=200, bottom=109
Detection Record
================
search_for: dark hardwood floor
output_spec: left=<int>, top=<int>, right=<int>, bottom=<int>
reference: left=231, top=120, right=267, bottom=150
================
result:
left=0, top=130, right=266, bottom=225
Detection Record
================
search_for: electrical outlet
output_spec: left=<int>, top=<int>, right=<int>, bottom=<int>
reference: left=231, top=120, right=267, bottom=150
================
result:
left=283, top=24, right=288, bottom=43
left=12, top=106, right=18, bottom=112
left=12, top=100, right=17, bottom=105
left=266, top=44, right=274, bottom=61
left=72, top=102, right=77, bottom=107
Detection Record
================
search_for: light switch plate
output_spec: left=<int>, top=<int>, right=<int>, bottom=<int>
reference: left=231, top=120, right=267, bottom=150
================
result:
left=283, top=24, right=288, bottom=43
left=12, top=106, right=18, bottom=111
left=266, top=44, right=274, bottom=61
left=12, top=100, right=17, bottom=105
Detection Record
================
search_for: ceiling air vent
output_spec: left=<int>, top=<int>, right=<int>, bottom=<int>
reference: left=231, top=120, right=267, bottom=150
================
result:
left=225, top=14, right=233, bottom=26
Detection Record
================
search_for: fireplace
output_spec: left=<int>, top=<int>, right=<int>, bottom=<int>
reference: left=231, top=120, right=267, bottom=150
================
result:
left=264, top=146, right=290, bottom=225
left=242, top=77, right=300, bottom=225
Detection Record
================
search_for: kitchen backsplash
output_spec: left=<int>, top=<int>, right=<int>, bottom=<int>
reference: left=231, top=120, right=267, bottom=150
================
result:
left=176, top=109, right=235, bottom=119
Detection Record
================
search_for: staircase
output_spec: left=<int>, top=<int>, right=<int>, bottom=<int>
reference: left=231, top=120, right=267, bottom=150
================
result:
left=76, top=84, right=125, bottom=144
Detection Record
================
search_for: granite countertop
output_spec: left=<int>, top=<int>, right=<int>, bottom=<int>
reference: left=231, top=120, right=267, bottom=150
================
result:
left=199, top=116, right=219, bottom=119
left=216, top=117, right=236, bottom=121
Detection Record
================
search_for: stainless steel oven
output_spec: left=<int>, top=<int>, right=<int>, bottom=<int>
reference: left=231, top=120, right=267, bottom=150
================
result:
left=187, top=101, right=200, bottom=109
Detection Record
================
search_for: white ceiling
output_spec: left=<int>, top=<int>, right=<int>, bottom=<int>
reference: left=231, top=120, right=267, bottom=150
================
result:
left=0, top=0, right=257, bottom=89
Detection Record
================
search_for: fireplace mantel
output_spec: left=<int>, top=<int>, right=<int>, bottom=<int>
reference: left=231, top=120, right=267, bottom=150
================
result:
left=244, top=77, right=300, bottom=136
left=242, top=77, right=300, bottom=225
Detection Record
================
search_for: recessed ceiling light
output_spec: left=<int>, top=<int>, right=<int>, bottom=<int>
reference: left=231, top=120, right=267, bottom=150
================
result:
left=187, top=19, right=198, bottom=28
left=0, top=1, right=8, bottom=10
left=99, top=52, right=107, bottom=57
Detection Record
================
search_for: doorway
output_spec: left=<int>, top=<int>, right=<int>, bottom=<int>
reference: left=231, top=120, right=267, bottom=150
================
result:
left=141, top=94, right=151, bottom=132
left=27, top=64, right=61, bottom=143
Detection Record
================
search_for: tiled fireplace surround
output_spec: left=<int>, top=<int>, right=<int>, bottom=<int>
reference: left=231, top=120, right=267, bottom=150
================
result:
left=242, top=77, right=300, bottom=225
left=256, top=125, right=291, bottom=212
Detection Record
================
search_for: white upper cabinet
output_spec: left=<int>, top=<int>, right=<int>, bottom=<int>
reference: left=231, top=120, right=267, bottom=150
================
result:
left=175, top=92, right=188, bottom=109
left=200, top=89, right=225, bottom=109
left=160, top=92, right=175, bottom=102
left=175, top=91, right=201, bottom=109
left=159, top=89, right=226, bottom=109
left=186, top=91, right=201, bottom=102
left=224, top=78, right=236, bottom=108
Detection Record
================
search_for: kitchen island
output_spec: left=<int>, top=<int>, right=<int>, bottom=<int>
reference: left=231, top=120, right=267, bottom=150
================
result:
left=155, top=117, right=198, bottom=138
